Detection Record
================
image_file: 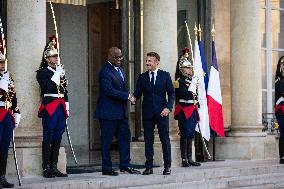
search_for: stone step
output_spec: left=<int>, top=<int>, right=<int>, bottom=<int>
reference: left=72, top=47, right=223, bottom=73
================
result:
left=122, top=173, right=284, bottom=189
left=12, top=160, right=284, bottom=189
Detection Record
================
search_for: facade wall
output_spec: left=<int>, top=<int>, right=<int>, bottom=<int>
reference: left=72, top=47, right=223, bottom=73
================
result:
left=47, top=4, right=89, bottom=147
left=212, top=0, right=231, bottom=128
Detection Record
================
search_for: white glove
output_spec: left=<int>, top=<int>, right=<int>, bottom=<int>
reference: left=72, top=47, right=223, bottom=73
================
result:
left=191, top=77, right=199, bottom=86
left=14, top=113, right=21, bottom=129
left=56, top=64, right=65, bottom=77
left=188, top=83, right=197, bottom=94
left=0, top=77, right=8, bottom=92
left=51, top=71, right=60, bottom=86
left=2, top=72, right=9, bottom=81
left=65, top=102, right=69, bottom=116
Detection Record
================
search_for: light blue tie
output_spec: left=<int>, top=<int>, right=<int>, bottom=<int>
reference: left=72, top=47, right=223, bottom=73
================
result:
left=118, top=68, right=124, bottom=81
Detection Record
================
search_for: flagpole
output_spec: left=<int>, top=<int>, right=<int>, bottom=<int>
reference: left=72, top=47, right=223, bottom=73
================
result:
left=198, top=24, right=202, bottom=42
left=212, top=23, right=216, bottom=161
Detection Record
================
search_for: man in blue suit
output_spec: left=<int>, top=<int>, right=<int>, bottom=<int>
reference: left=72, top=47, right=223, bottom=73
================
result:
left=133, top=52, right=175, bottom=175
left=95, top=47, right=140, bottom=176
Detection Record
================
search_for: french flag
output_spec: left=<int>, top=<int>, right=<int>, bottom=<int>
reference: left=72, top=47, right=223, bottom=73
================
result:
left=194, top=39, right=210, bottom=141
left=207, top=41, right=225, bottom=137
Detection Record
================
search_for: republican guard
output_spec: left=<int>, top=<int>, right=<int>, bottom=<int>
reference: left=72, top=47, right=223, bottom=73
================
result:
left=36, top=36, right=69, bottom=178
left=174, top=58, right=201, bottom=167
left=0, top=45, right=21, bottom=188
left=275, top=56, right=284, bottom=164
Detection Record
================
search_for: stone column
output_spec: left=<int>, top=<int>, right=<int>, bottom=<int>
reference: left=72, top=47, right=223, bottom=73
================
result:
left=229, top=0, right=264, bottom=137
left=131, top=0, right=180, bottom=167
left=6, top=0, right=66, bottom=176
left=211, top=0, right=278, bottom=160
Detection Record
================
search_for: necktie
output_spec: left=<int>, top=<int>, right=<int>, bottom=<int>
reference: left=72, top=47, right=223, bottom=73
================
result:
left=150, top=71, right=155, bottom=87
left=117, top=68, right=124, bottom=81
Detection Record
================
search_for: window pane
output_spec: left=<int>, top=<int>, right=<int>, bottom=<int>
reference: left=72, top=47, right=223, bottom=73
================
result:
left=262, top=91, right=267, bottom=113
left=271, top=10, right=284, bottom=49
left=273, top=91, right=275, bottom=108
left=260, top=0, right=266, bottom=8
left=261, top=50, right=267, bottom=89
left=271, top=0, right=284, bottom=9
left=260, top=8, right=266, bottom=47
left=272, top=51, right=284, bottom=89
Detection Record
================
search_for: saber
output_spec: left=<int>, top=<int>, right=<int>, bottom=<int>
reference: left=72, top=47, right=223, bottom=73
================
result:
left=66, top=120, right=78, bottom=164
left=49, top=2, right=76, bottom=163
left=184, top=20, right=194, bottom=65
left=12, top=130, right=22, bottom=186
left=49, top=1, right=61, bottom=64
left=0, top=18, right=7, bottom=71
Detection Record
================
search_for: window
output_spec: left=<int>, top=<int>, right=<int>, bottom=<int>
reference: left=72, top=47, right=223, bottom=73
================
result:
left=261, top=0, right=284, bottom=114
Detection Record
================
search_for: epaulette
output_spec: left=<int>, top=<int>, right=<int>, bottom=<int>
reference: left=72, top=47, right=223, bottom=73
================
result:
left=173, top=78, right=179, bottom=88
left=9, top=72, right=12, bottom=78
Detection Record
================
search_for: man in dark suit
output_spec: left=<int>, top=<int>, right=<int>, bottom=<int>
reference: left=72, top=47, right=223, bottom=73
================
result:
left=94, top=47, right=140, bottom=176
left=133, top=52, right=175, bottom=175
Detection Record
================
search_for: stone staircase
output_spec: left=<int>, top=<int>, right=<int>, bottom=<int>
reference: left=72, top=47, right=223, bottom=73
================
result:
left=12, top=159, right=284, bottom=189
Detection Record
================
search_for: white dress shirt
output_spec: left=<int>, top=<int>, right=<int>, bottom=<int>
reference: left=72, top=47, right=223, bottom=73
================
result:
left=149, top=68, right=158, bottom=85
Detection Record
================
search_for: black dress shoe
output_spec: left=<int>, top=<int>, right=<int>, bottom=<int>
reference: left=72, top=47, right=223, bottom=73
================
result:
left=120, top=167, right=141, bottom=174
left=181, top=159, right=190, bottom=167
left=0, top=176, right=14, bottom=188
left=52, top=168, right=68, bottom=177
left=43, top=169, right=55, bottom=178
left=142, top=168, right=153, bottom=175
left=102, top=170, right=119, bottom=176
left=188, top=159, right=201, bottom=166
left=163, top=168, right=171, bottom=175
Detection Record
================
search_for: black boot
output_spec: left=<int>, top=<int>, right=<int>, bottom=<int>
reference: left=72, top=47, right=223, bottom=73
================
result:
left=187, top=139, right=201, bottom=166
left=0, top=176, right=14, bottom=188
left=279, top=139, right=284, bottom=164
left=50, top=140, right=68, bottom=177
left=180, top=138, right=190, bottom=167
left=0, top=152, right=13, bottom=188
left=42, top=141, right=54, bottom=178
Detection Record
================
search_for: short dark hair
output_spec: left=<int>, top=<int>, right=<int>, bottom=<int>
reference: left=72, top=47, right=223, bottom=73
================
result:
left=147, top=52, right=160, bottom=61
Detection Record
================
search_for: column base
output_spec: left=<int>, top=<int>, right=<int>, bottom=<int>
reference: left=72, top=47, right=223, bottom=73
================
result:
left=131, top=140, right=182, bottom=167
left=6, top=147, right=66, bottom=176
left=227, top=125, right=267, bottom=137
left=208, top=135, right=278, bottom=160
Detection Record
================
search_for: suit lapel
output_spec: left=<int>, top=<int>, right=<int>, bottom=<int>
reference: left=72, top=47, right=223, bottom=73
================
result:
left=109, top=64, right=125, bottom=86
left=145, top=71, right=152, bottom=89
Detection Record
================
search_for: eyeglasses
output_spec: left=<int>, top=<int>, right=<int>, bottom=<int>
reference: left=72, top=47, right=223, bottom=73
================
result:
left=114, top=55, right=124, bottom=60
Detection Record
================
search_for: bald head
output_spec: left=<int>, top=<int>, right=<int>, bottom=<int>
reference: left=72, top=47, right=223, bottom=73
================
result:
left=108, top=47, right=123, bottom=67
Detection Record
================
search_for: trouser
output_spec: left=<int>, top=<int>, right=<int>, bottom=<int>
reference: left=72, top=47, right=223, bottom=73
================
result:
left=100, top=118, right=131, bottom=171
left=143, top=115, right=171, bottom=169
left=41, top=104, right=66, bottom=170
left=0, top=113, right=14, bottom=176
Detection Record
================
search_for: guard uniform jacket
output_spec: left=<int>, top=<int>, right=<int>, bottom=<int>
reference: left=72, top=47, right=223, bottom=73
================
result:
left=0, top=71, right=20, bottom=125
left=174, top=75, right=199, bottom=120
left=275, top=76, right=284, bottom=114
left=36, top=66, right=68, bottom=118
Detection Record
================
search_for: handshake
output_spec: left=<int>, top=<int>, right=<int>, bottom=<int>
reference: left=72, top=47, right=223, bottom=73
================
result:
left=128, top=94, right=136, bottom=104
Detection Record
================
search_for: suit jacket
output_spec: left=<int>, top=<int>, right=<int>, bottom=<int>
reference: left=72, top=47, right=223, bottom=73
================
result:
left=133, top=69, right=175, bottom=120
left=94, top=62, right=129, bottom=120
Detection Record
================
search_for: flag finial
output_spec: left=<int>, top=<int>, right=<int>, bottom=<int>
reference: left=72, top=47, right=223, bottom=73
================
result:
left=198, top=24, right=202, bottom=41
left=194, top=23, right=198, bottom=41
left=211, top=24, right=216, bottom=42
